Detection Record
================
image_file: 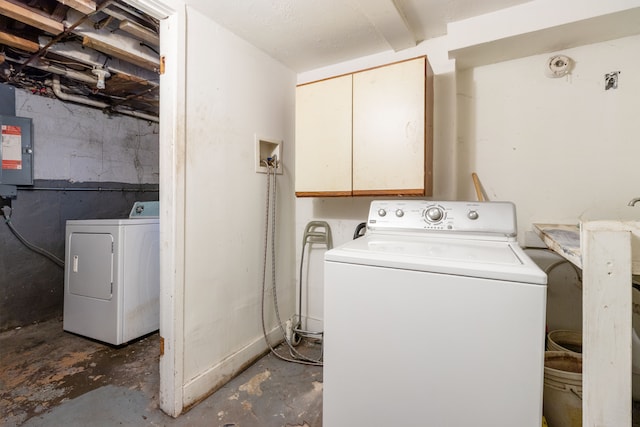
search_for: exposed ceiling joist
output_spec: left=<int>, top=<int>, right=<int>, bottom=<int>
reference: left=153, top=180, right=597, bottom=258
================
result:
left=82, top=35, right=158, bottom=71
left=353, top=0, right=416, bottom=51
left=0, top=0, right=160, bottom=118
left=0, top=30, right=39, bottom=52
left=0, top=0, right=64, bottom=35
left=67, top=9, right=159, bottom=72
left=119, top=20, right=159, bottom=46
left=102, top=1, right=156, bottom=29
left=55, top=0, right=95, bottom=15
left=40, top=36, right=159, bottom=84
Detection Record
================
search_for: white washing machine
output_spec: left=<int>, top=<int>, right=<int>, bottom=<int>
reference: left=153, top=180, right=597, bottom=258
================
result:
left=63, top=202, right=159, bottom=345
left=324, top=200, right=547, bottom=427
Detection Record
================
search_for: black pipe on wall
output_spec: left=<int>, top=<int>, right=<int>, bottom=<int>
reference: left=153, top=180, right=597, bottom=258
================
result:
left=0, top=179, right=159, bottom=331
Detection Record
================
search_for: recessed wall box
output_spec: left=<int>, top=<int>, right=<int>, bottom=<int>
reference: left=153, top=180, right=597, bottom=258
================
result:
left=255, top=135, right=282, bottom=174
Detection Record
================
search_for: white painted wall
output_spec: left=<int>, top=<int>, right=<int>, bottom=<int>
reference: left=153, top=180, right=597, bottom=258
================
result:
left=179, top=6, right=297, bottom=407
left=147, top=0, right=640, bottom=414
left=294, top=20, right=640, bottom=330
left=15, top=89, right=159, bottom=184
left=457, top=34, right=640, bottom=243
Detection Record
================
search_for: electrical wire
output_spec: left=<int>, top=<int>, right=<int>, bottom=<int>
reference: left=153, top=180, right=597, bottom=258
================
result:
left=44, top=57, right=93, bottom=70
left=2, top=206, right=65, bottom=268
left=260, top=158, right=323, bottom=366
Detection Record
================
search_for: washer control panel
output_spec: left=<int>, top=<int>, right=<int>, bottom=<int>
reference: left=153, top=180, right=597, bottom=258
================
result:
left=367, top=200, right=517, bottom=236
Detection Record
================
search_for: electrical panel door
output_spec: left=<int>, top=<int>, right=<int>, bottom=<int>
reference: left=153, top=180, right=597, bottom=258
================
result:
left=0, top=115, right=33, bottom=186
left=68, top=232, right=114, bottom=300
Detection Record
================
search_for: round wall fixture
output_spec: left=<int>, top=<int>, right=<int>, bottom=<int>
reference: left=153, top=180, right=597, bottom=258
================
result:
left=545, top=55, right=573, bottom=78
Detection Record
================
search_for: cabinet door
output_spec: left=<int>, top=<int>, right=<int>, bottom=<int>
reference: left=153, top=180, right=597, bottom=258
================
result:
left=352, top=57, right=426, bottom=196
left=295, top=75, right=352, bottom=196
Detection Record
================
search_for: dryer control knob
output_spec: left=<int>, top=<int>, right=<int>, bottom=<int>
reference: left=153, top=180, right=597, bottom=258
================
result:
left=378, top=209, right=387, bottom=217
left=467, top=210, right=479, bottom=220
left=425, top=207, right=443, bottom=222
left=395, top=209, right=404, bottom=217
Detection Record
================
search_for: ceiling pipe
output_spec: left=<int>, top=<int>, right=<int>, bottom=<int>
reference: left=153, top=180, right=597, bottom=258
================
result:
left=49, top=75, right=159, bottom=123
left=4, top=55, right=97, bottom=85
left=113, top=106, right=159, bottom=123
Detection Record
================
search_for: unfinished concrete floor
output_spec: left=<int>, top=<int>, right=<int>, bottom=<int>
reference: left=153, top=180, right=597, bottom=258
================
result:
left=0, top=318, right=322, bottom=427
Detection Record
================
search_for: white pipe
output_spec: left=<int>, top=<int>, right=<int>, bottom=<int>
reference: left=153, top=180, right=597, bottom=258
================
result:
left=51, top=76, right=108, bottom=108
left=5, top=55, right=98, bottom=85
left=113, top=106, right=159, bottom=123
left=50, top=76, right=159, bottom=123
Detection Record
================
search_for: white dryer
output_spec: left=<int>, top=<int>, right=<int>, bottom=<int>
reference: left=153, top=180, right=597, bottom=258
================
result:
left=324, top=200, right=547, bottom=427
left=63, top=202, right=159, bottom=345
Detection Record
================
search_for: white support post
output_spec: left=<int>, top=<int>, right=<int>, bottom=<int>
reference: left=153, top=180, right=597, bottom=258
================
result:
left=582, top=222, right=632, bottom=427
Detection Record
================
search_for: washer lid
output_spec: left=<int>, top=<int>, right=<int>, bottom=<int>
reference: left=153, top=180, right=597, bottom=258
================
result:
left=325, top=234, right=547, bottom=285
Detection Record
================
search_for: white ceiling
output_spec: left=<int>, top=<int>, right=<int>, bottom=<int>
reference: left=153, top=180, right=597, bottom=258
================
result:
left=187, top=0, right=532, bottom=72
left=0, top=0, right=540, bottom=118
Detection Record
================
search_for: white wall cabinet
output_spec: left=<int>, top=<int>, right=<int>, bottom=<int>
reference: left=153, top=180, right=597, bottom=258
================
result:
left=295, top=56, right=433, bottom=197
left=295, top=74, right=353, bottom=196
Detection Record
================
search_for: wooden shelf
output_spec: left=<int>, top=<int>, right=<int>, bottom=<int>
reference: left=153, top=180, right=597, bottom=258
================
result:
left=533, top=223, right=582, bottom=269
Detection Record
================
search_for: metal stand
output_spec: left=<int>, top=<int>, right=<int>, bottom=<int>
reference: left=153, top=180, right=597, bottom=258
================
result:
left=292, top=221, right=332, bottom=347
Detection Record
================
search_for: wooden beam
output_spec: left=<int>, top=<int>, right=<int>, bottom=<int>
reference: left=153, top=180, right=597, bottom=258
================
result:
left=119, top=20, right=159, bottom=46
left=582, top=222, right=632, bottom=427
left=82, top=35, right=158, bottom=72
left=0, top=31, right=39, bottom=52
left=55, top=0, right=95, bottom=15
left=102, top=3, right=154, bottom=29
left=0, top=0, right=63, bottom=35
left=50, top=3, right=69, bottom=21
left=353, top=0, right=416, bottom=51
left=66, top=8, right=159, bottom=72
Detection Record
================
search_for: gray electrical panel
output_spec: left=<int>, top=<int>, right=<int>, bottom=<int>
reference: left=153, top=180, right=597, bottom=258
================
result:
left=0, top=115, right=34, bottom=193
left=0, top=84, right=16, bottom=116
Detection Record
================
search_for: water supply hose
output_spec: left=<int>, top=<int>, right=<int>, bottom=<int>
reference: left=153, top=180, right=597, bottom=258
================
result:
left=259, top=158, right=322, bottom=366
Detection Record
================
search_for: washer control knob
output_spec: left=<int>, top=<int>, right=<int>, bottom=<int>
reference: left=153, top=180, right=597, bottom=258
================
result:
left=377, top=209, right=387, bottom=217
left=425, top=207, right=443, bottom=222
left=467, top=210, right=479, bottom=220
left=395, top=209, right=404, bottom=218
